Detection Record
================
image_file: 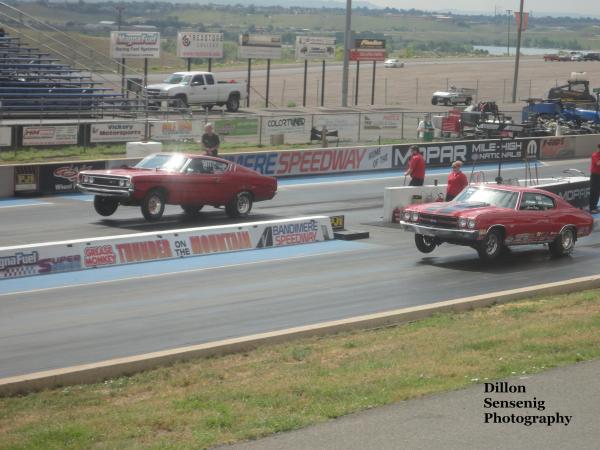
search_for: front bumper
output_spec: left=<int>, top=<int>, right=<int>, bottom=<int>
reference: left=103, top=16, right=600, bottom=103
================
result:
left=77, top=184, right=133, bottom=199
left=399, top=221, right=480, bottom=241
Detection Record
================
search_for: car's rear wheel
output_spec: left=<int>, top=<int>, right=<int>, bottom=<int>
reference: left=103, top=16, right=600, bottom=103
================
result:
left=443, top=98, right=450, bottom=106
left=181, top=205, right=204, bottom=216
left=93, top=196, right=119, bottom=216
left=549, top=227, right=575, bottom=256
left=477, top=228, right=504, bottom=261
left=225, top=191, right=252, bottom=218
left=141, top=189, right=166, bottom=221
left=431, top=97, right=438, bottom=105
left=226, top=94, right=240, bottom=112
left=415, top=234, right=437, bottom=253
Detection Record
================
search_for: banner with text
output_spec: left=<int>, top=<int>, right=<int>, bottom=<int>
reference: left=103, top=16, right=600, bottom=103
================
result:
left=238, top=33, right=282, bottom=59
left=0, top=126, right=11, bottom=147
left=110, top=31, right=160, bottom=59
left=91, top=123, right=146, bottom=143
left=22, top=125, right=78, bottom=146
left=150, top=120, right=203, bottom=141
left=177, top=32, right=223, bottom=59
left=38, top=161, right=106, bottom=194
left=262, top=115, right=309, bottom=137
left=295, top=36, right=336, bottom=60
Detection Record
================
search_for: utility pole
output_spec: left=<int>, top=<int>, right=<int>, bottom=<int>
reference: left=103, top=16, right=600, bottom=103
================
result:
left=341, top=0, right=351, bottom=107
left=506, top=10, right=512, bottom=56
left=116, top=4, right=126, bottom=96
left=512, top=0, right=525, bottom=103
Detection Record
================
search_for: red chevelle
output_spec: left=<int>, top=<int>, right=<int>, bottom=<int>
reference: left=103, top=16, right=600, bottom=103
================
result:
left=78, top=153, right=277, bottom=221
left=400, top=184, right=593, bottom=261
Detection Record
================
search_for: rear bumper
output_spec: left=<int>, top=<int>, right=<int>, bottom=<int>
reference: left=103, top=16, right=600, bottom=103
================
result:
left=77, top=184, right=133, bottom=199
left=399, top=221, right=480, bottom=242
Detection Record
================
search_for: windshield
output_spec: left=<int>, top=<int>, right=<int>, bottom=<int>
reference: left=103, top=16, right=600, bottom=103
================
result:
left=134, top=154, right=188, bottom=172
left=453, top=186, right=519, bottom=209
left=162, top=74, right=191, bottom=85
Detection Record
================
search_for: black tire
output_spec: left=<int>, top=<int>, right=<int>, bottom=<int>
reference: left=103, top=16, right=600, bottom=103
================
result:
left=549, top=227, right=575, bottom=257
left=226, top=94, right=240, bottom=112
left=477, top=228, right=504, bottom=261
left=465, top=97, right=472, bottom=105
left=443, top=98, right=451, bottom=106
left=225, top=191, right=252, bottom=218
left=415, top=234, right=437, bottom=254
left=93, top=196, right=119, bottom=217
left=203, top=105, right=213, bottom=111
left=181, top=205, right=204, bottom=216
left=175, top=94, right=188, bottom=108
left=431, top=97, right=438, bottom=106
left=141, top=189, right=166, bottom=221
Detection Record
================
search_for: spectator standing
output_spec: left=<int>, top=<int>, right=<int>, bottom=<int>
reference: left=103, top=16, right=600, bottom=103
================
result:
left=405, top=145, right=426, bottom=186
left=445, top=160, right=468, bottom=201
left=590, top=144, right=600, bottom=213
left=417, top=114, right=433, bottom=140
left=201, top=123, right=220, bottom=157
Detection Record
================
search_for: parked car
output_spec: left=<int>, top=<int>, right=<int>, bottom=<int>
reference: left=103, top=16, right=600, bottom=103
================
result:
left=583, top=52, right=600, bottom=61
left=77, top=153, right=277, bottom=221
left=384, top=58, right=404, bottom=68
left=431, top=86, right=476, bottom=106
left=145, top=71, right=246, bottom=112
left=399, top=184, right=593, bottom=261
left=543, top=54, right=560, bottom=61
left=570, top=52, right=585, bottom=61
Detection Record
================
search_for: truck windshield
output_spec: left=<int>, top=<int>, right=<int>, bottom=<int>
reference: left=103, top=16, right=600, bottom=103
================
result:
left=453, top=186, right=518, bottom=209
left=163, top=74, right=192, bottom=85
left=134, top=154, right=188, bottom=172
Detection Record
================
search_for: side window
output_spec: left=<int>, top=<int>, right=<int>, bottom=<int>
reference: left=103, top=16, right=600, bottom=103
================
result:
left=538, top=195, right=555, bottom=210
left=211, top=161, right=228, bottom=173
left=187, top=158, right=213, bottom=174
left=520, top=193, right=555, bottom=211
left=191, top=75, right=204, bottom=86
left=205, top=74, right=215, bottom=85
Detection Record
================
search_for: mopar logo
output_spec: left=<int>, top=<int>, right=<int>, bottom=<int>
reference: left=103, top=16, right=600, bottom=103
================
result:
left=393, top=145, right=467, bottom=166
left=558, top=187, right=590, bottom=201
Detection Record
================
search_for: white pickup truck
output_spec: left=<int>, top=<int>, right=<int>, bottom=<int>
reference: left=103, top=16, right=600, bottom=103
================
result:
left=145, top=71, right=247, bottom=112
left=431, top=86, right=476, bottom=106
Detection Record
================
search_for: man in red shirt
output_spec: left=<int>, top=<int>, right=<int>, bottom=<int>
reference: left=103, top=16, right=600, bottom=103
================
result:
left=405, top=145, right=426, bottom=186
left=590, top=144, right=600, bottom=213
left=446, top=160, right=468, bottom=201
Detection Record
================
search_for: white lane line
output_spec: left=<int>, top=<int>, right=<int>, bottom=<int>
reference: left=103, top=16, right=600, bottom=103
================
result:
left=0, top=202, right=52, bottom=209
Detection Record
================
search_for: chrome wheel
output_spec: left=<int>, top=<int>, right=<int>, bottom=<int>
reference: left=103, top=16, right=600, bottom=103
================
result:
left=549, top=228, right=575, bottom=256
left=148, top=194, right=163, bottom=215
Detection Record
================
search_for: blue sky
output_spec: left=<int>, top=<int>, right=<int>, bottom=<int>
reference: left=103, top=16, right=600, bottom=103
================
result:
left=367, top=1, right=600, bottom=17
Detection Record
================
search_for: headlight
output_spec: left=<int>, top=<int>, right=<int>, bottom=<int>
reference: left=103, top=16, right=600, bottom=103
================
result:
left=458, top=218, right=467, bottom=228
left=403, top=211, right=411, bottom=221
left=411, top=211, right=419, bottom=222
left=467, top=219, right=476, bottom=229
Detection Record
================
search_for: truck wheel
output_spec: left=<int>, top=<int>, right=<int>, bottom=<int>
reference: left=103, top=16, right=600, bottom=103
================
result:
left=175, top=94, right=188, bottom=108
left=431, top=97, right=438, bottom=105
left=141, top=189, right=166, bottom=221
left=226, top=94, right=240, bottom=112
left=225, top=191, right=252, bottom=218
left=477, top=229, right=504, bottom=261
left=549, top=227, right=575, bottom=257
left=181, top=205, right=204, bottom=216
left=93, top=196, right=118, bottom=216
left=415, top=234, right=437, bottom=253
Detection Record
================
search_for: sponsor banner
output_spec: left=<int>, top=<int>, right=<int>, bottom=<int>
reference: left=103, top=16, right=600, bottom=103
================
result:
left=224, top=145, right=393, bottom=176
left=262, top=116, right=309, bottom=137
left=22, top=125, right=78, bottom=146
left=14, top=166, right=39, bottom=192
left=150, top=120, right=203, bottom=141
left=355, top=38, right=385, bottom=50
left=0, top=126, right=11, bottom=147
left=540, top=137, right=576, bottom=160
left=350, top=49, right=386, bottom=61
left=537, top=179, right=590, bottom=209
left=0, top=217, right=333, bottom=279
left=39, top=161, right=106, bottom=194
left=295, top=36, right=336, bottom=60
left=362, top=113, right=402, bottom=130
left=391, top=138, right=541, bottom=168
left=312, top=114, right=360, bottom=140
left=239, top=33, right=282, bottom=59
left=213, top=117, right=258, bottom=136
left=177, top=32, right=223, bottom=58
left=110, top=31, right=160, bottom=59
left=90, top=123, right=146, bottom=143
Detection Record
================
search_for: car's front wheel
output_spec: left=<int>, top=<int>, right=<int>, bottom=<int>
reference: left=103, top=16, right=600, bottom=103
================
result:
left=141, top=189, right=166, bottom=221
left=477, top=228, right=504, bottom=261
left=415, top=234, right=437, bottom=253
left=93, top=196, right=119, bottom=216
left=549, top=227, right=575, bottom=257
left=225, top=191, right=253, bottom=218
left=431, top=97, right=438, bottom=105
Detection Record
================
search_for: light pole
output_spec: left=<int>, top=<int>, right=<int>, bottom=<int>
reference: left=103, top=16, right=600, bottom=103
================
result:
left=341, top=0, right=351, bottom=107
left=506, top=9, right=512, bottom=56
left=512, top=0, right=525, bottom=103
left=116, top=4, right=126, bottom=95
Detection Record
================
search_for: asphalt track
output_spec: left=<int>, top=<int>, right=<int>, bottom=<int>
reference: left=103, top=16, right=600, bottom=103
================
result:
left=1, top=159, right=600, bottom=378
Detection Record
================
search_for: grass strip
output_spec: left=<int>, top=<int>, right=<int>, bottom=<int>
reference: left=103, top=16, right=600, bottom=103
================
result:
left=1, top=289, right=599, bottom=449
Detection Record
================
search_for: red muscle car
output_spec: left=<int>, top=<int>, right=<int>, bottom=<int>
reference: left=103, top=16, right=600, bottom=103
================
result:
left=77, top=153, right=277, bottom=221
left=400, top=184, right=593, bottom=261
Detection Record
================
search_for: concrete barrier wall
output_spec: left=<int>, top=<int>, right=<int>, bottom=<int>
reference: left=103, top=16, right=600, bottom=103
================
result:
left=0, top=216, right=334, bottom=280
left=383, top=185, right=447, bottom=223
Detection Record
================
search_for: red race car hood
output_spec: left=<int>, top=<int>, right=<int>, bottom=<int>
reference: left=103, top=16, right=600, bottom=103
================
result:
left=79, top=168, right=169, bottom=177
left=414, top=201, right=497, bottom=217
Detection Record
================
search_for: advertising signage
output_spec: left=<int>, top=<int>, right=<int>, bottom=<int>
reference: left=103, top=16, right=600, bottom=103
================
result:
left=238, top=33, right=282, bottom=59
left=110, top=31, right=161, bottom=59
left=351, top=38, right=386, bottom=61
left=295, top=36, right=336, bottom=60
left=355, top=39, right=385, bottom=50
left=177, top=32, right=223, bottom=59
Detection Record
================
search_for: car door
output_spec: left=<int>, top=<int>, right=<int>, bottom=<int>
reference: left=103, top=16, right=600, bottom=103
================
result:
left=515, top=192, right=552, bottom=243
left=181, top=157, right=224, bottom=205
left=189, top=74, right=209, bottom=104
left=203, top=73, right=218, bottom=103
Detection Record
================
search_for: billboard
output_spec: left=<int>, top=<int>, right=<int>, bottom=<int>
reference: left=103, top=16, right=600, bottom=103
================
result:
left=177, top=32, right=223, bottom=58
left=110, top=31, right=161, bottom=59
left=295, top=36, right=336, bottom=60
left=149, top=120, right=203, bottom=141
left=238, top=33, right=282, bottom=59
left=90, top=123, right=146, bottom=143
left=351, top=38, right=386, bottom=61
left=22, top=126, right=78, bottom=146
left=0, top=126, right=11, bottom=147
